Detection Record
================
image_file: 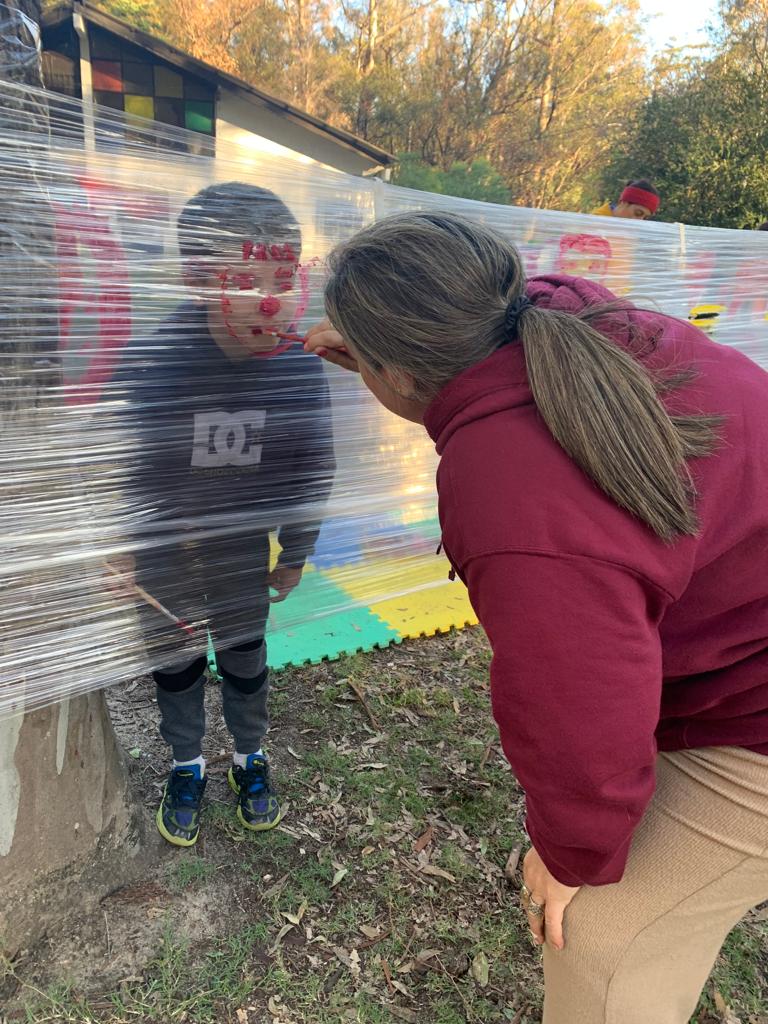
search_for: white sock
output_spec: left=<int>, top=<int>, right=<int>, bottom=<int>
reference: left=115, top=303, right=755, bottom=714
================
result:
left=173, top=754, right=206, bottom=776
left=233, top=749, right=263, bottom=768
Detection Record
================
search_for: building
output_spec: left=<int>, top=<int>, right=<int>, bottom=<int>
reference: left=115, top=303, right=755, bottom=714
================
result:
left=40, top=1, right=396, bottom=178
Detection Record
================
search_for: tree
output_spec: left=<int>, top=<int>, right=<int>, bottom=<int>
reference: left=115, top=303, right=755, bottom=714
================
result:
left=395, top=152, right=511, bottom=203
left=601, top=1, right=768, bottom=227
left=0, top=0, right=151, bottom=959
left=92, top=0, right=649, bottom=213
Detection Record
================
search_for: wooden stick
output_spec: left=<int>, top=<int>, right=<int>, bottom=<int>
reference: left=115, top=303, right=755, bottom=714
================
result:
left=346, top=677, right=379, bottom=730
left=103, top=562, right=196, bottom=638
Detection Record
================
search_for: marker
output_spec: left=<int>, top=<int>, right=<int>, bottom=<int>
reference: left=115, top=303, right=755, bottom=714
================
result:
left=103, top=562, right=197, bottom=638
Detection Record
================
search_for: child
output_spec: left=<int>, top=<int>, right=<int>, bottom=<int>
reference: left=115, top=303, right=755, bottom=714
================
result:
left=113, top=182, right=335, bottom=846
left=592, top=178, right=660, bottom=219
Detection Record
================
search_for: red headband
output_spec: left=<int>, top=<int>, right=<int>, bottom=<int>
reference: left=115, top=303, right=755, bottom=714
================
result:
left=620, top=186, right=659, bottom=214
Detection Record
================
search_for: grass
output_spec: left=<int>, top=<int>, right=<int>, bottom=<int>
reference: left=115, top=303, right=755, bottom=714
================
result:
left=3, top=629, right=767, bottom=1024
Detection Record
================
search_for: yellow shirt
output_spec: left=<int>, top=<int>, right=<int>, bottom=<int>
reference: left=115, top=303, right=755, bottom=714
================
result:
left=592, top=201, right=614, bottom=217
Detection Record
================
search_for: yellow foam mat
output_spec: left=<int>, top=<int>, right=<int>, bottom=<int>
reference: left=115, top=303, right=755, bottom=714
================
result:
left=325, top=553, right=478, bottom=639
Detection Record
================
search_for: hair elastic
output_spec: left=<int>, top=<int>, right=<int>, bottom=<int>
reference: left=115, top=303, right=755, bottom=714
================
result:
left=501, top=294, right=533, bottom=344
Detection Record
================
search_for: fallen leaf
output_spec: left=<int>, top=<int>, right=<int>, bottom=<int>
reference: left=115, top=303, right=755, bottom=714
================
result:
left=504, top=844, right=522, bottom=879
left=415, top=948, right=441, bottom=963
left=331, top=867, right=349, bottom=888
left=286, top=746, right=304, bottom=760
left=353, top=762, right=388, bottom=771
left=360, top=924, right=380, bottom=939
left=413, top=825, right=434, bottom=853
left=471, top=950, right=490, bottom=988
left=420, top=864, right=456, bottom=883
left=262, top=873, right=289, bottom=898
left=382, top=956, right=394, bottom=993
left=349, top=948, right=361, bottom=981
left=270, top=923, right=294, bottom=951
left=361, top=845, right=375, bottom=857
left=391, top=979, right=412, bottom=997
left=282, top=900, right=308, bottom=926
left=334, top=945, right=357, bottom=970
left=385, top=1007, right=417, bottom=1023
left=236, top=1010, right=248, bottom=1024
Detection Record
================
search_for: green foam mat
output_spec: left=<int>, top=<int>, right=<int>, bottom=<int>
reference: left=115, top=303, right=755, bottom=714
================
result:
left=265, top=569, right=399, bottom=668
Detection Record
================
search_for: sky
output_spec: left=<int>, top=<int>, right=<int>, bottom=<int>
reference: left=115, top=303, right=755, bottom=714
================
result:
left=636, top=0, right=717, bottom=51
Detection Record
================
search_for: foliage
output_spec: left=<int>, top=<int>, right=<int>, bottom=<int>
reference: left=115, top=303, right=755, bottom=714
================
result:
left=395, top=153, right=511, bottom=204
left=601, top=0, right=768, bottom=227
left=79, top=1, right=768, bottom=223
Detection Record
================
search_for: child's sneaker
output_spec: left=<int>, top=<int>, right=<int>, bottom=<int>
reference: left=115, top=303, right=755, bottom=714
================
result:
left=156, top=764, right=207, bottom=847
left=228, top=753, right=282, bottom=831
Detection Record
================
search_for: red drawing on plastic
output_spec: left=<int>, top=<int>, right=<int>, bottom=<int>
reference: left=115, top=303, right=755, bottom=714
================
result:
left=52, top=200, right=132, bottom=405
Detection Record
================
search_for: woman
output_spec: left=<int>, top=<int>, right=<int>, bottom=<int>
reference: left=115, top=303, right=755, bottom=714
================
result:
left=305, top=212, right=768, bottom=1023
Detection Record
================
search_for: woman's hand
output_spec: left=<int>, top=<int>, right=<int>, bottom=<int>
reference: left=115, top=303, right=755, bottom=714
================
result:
left=304, top=319, right=359, bottom=373
left=522, top=847, right=581, bottom=950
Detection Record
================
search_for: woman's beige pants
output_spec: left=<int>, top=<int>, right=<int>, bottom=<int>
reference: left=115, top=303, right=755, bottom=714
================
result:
left=543, top=746, right=768, bottom=1023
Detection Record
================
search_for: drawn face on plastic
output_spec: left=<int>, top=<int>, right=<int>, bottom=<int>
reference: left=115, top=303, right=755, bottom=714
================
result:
left=194, top=240, right=301, bottom=356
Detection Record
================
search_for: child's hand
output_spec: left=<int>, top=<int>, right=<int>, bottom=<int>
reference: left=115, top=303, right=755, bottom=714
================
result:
left=103, top=555, right=137, bottom=601
left=304, top=319, right=359, bottom=372
left=268, top=564, right=303, bottom=602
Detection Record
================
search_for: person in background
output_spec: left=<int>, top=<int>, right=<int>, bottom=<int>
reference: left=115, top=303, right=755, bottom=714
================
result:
left=304, top=211, right=768, bottom=1024
left=593, top=178, right=660, bottom=219
left=110, top=183, right=335, bottom=847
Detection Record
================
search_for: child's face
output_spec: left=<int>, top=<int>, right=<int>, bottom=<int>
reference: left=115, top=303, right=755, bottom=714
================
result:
left=191, top=239, right=302, bottom=356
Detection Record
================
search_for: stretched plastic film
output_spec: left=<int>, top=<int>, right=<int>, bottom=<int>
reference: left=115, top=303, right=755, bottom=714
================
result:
left=2, top=76, right=768, bottom=720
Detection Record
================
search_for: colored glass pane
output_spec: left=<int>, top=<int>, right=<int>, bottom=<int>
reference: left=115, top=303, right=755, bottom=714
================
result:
left=155, top=97, right=184, bottom=127
left=123, top=61, right=154, bottom=96
left=92, top=60, right=122, bottom=92
left=154, top=66, right=184, bottom=98
left=88, top=30, right=121, bottom=60
left=184, top=78, right=215, bottom=101
left=124, top=95, right=155, bottom=120
left=93, top=91, right=124, bottom=111
left=184, top=100, right=214, bottom=134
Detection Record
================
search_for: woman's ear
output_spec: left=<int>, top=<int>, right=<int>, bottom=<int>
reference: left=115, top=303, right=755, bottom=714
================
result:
left=379, top=364, right=419, bottom=401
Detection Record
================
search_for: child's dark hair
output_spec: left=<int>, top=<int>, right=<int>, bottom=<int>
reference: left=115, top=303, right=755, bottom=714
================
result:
left=627, top=178, right=659, bottom=197
left=178, top=182, right=301, bottom=261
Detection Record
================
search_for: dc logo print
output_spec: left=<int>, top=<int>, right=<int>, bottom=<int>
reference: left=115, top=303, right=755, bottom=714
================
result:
left=191, top=410, right=267, bottom=467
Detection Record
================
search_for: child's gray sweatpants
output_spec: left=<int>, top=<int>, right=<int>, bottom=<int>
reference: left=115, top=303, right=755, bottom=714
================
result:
left=154, top=635, right=269, bottom=761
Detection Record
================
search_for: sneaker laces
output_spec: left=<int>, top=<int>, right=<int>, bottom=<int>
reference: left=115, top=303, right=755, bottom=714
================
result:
left=241, top=759, right=270, bottom=796
left=168, top=769, right=204, bottom=806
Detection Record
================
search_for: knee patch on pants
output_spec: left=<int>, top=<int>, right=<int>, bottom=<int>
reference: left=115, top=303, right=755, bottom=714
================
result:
left=220, top=665, right=268, bottom=695
left=154, top=656, right=207, bottom=693
left=229, top=637, right=264, bottom=653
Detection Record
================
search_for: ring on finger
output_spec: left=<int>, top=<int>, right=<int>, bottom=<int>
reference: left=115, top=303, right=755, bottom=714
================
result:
left=526, top=898, right=545, bottom=918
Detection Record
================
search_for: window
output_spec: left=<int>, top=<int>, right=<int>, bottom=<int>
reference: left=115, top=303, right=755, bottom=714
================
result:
left=89, top=28, right=216, bottom=148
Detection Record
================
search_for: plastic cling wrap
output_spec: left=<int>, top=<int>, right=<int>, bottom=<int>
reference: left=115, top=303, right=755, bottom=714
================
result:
left=2, top=77, right=768, bottom=720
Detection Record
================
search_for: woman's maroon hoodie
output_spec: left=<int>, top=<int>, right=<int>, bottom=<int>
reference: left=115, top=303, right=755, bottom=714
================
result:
left=424, top=274, right=768, bottom=887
